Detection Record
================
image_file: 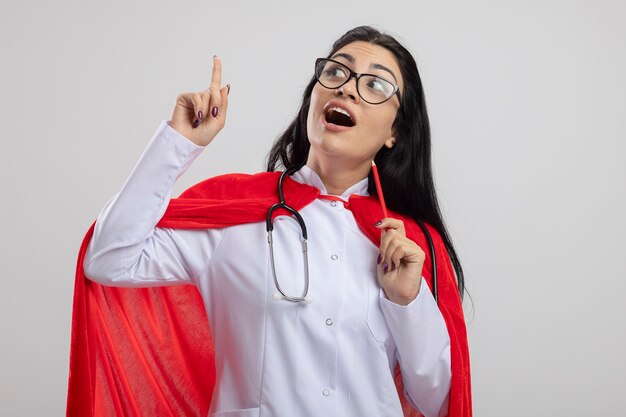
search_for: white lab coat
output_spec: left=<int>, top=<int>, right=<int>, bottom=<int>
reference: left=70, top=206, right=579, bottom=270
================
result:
left=84, top=121, right=452, bottom=417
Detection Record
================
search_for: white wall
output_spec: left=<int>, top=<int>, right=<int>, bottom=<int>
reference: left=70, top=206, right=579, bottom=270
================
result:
left=1, top=0, right=624, bottom=415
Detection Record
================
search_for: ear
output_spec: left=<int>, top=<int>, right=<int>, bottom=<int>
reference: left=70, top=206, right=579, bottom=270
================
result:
left=384, top=137, right=396, bottom=149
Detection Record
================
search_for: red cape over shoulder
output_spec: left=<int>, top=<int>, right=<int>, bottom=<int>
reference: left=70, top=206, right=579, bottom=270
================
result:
left=67, top=172, right=471, bottom=417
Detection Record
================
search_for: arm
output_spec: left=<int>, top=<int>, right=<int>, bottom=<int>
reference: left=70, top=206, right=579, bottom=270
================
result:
left=83, top=121, right=222, bottom=287
left=380, top=279, right=451, bottom=417
left=85, top=56, right=231, bottom=287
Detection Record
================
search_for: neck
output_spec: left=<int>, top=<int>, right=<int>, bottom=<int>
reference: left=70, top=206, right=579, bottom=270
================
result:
left=305, top=156, right=371, bottom=195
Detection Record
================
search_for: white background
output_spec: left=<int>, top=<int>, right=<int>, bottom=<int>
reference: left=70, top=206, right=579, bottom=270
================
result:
left=1, top=0, right=625, bottom=416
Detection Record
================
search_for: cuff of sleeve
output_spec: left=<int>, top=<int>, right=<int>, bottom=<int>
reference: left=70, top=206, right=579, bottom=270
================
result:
left=379, top=276, right=431, bottom=314
left=155, top=120, right=205, bottom=177
left=161, top=120, right=206, bottom=149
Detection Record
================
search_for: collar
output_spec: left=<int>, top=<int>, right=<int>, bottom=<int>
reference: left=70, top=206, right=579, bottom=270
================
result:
left=291, top=165, right=370, bottom=199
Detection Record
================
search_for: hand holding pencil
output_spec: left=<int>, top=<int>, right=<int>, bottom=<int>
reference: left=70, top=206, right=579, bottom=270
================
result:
left=372, top=160, right=426, bottom=305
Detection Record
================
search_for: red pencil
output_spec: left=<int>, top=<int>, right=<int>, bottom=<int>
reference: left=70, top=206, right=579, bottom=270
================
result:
left=371, top=160, right=388, bottom=219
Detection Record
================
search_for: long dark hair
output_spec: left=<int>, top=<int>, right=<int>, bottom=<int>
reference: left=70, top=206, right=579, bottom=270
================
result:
left=266, top=26, right=465, bottom=299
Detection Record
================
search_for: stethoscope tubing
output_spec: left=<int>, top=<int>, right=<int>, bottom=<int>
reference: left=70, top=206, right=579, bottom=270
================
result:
left=266, top=168, right=311, bottom=303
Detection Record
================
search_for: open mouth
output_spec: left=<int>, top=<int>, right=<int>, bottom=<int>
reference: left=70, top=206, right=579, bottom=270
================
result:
left=324, top=106, right=355, bottom=127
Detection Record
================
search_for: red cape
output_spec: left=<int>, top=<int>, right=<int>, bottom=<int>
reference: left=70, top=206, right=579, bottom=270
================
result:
left=67, top=172, right=471, bottom=417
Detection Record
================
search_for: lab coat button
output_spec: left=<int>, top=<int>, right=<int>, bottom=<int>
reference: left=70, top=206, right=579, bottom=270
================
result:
left=325, top=318, right=333, bottom=326
left=331, top=254, right=339, bottom=260
left=322, top=389, right=330, bottom=396
left=330, top=200, right=337, bottom=207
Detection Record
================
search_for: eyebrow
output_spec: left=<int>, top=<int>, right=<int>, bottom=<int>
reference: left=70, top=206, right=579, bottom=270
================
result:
left=330, top=52, right=398, bottom=83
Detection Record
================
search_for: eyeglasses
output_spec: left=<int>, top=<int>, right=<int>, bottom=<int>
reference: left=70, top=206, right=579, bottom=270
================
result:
left=314, top=58, right=401, bottom=105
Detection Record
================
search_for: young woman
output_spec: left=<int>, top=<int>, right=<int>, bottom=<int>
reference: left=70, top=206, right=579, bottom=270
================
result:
left=76, top=26, right=471, bottom=417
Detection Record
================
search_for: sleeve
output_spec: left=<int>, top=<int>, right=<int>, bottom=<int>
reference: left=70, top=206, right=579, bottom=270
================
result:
left=379, top=277, right=451, bottom=417
left=83, top=120, right=225, bottom=288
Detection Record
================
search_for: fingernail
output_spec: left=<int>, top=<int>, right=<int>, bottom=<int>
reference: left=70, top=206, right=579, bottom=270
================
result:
left=192, top=119, right=200, bottom=128
left=213, top=55, right=217, bottom=59
left=383, top=263, right=389, bottom=274
left=374, top=220, right=382, bottom=226
left=198, top=111, right=203, bottom=122
left=377, top=253, right=382, bottom=264
left=227, top=84, right=231, bottom=95
left=211, top=106, right=218, bottom=117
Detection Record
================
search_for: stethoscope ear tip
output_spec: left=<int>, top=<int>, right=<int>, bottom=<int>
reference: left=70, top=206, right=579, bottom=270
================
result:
left=304, top=296, right=313, bottom=304
left=272, top=293, right=283, bottom=301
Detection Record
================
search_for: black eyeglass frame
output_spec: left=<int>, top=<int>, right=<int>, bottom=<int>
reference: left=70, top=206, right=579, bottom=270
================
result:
left=314, top=58, right=402, bottom=106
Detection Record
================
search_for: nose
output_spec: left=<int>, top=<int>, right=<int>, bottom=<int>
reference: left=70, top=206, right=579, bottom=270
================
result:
left=335, top=77, right=360, bottom=103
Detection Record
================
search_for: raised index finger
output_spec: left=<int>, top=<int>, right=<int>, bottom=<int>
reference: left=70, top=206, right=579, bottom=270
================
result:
left=210, top=55, right=222, bottom=91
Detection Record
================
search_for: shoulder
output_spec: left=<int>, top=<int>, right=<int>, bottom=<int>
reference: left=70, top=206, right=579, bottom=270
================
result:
left=403, top=216, right=445, bottom=250
left=381, top=208, right=446, bottom=252
left=347, top=196, right=445, bottom=249
left=179, top=172, right=281, bottom=199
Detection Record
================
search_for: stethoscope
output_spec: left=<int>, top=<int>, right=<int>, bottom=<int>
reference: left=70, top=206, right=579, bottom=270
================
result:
left=266, top=168, right=438, bottom=305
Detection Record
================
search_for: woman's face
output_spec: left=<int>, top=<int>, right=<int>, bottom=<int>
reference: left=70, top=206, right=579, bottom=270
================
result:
left=306, top=41, right=403, bottom=168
